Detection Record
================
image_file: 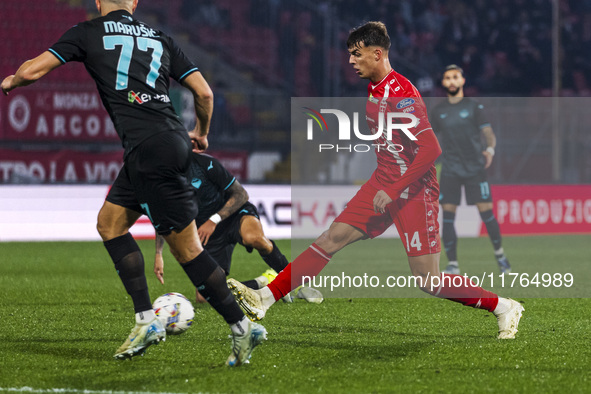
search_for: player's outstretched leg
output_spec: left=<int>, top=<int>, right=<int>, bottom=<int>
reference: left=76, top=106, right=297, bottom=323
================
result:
left=166, top=220, right=267, bottom=365
left=428, top=273, right=524, bottom=339
left=228, top=242, right=333, bottom=320
left=226, top=320, right=268, bottom=366
left=181, top=252, right=269, bottom=364
left=102, top=232, right=166, bottom=359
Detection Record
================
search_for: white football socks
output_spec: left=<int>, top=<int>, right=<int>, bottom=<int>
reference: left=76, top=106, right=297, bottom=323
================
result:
left=254, top=275, right=269, bottom=289
left=135, top=309, right=156, bottom=325
left=230, top=316, right=250, bottom=335
left=259, top=286, right=276, bottom=309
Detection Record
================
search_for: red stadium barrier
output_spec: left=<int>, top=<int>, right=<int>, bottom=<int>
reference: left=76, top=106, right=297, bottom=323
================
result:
left=484, top=185, right=591, bottom=235
left=208, top=151, right=249, bottom=182
left=0, top=89, right=118, bottom=142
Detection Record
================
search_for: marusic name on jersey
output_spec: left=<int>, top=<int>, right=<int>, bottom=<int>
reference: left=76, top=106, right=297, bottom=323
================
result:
left=104, top=21, right=159, bottom=38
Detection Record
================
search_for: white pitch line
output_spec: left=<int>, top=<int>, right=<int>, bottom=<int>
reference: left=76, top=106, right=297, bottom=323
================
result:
left=0, top=388, right=202, bottom=394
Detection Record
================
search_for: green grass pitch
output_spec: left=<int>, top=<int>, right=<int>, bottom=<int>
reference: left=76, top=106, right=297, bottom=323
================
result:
left=0, top=236, right=589, bottom=393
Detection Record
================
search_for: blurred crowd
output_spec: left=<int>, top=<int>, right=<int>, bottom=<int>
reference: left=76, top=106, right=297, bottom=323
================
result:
left=336, top=0, right=591, bottom=96
left=167, top=0, right=591, bottom=97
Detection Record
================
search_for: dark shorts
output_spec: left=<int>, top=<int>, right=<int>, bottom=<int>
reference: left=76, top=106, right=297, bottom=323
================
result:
left=204, top=202, right=259, bottom=275
left=106, top=131, right=198, bottom=236
left=439, top=171, right=492, bottom=205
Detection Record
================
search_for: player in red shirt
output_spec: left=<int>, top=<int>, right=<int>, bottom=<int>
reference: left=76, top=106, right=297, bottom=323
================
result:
left=227, top=22, right=524, bottom=339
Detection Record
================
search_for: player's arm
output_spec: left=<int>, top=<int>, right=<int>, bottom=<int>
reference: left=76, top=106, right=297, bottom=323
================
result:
left=1, top=52, right=62, bottom=95
left=154, top=233, right=166, bottom=285
left=182, top=72, right=214, bottom=152
left=481, top=126, right=496, bottom=169
left=373, top=129, right=442, bottom=213
left=198, top=180, right=249, bottom=245
left=218, top=180, right=249, bottom=219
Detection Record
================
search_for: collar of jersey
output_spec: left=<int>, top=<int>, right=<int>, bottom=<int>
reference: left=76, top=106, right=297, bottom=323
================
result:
left=370, top=69, right=395, bottom=90
left=107, top=9, right=132, bottom=17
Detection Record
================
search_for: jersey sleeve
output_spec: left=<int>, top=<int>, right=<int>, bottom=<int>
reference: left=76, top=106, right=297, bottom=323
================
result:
left=201, top=155, right=236, bottom=192
left=475, top=102, right=491, bottom=129
left=384, top=129, right=442, bottom=201
left=49, top=24, right=87, bottom=63
left=168, top=37, right=199, bottom=83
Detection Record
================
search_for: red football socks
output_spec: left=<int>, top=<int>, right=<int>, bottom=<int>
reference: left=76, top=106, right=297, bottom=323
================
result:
left=432, top=274, right=499, bottom=312
left=267, top=243, right=332, bottom=301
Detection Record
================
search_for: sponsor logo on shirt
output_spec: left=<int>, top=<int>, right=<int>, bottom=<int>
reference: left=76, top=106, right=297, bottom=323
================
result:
left=396, top=98, right=415, bottom=109
left=127, top=91, right=170, bottom=104
left=191, top=178, right=202, bottom=189
left=368, top=93, right=379, bottom=104
left=128, top=91, right=145, bottom=104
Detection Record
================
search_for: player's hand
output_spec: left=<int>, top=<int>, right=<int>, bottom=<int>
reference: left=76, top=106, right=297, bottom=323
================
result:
left=1, top=75, right=15, bottom=96
left=191, top=134, right=208, bottom=153
left=197, top=220, right=217, bottom=246
left=154, top=254, right=165, bottom=285
left=373, top=190, right=392, bottom=214
left=482, top=150, right=493, bottom=169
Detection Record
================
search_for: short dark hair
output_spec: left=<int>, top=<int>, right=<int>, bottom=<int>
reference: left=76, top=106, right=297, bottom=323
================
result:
left=347, top=21, right=391, bottom=51
left=443, top=64, right=464, bottom=76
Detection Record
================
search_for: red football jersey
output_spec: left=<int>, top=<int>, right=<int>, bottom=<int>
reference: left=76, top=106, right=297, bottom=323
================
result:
left=365, top=69, right=440, bottom=201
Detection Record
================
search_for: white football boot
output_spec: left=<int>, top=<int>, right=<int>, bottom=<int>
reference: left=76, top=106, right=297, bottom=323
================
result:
left=495, top=298, right=524, bottom=339
left=114, top=318, right=166, bottom=359
left=226, top=320, right=267, bottom=367
left=227, top=278, right=268, bottom=321
left=292, top=286, right=324, bottom=304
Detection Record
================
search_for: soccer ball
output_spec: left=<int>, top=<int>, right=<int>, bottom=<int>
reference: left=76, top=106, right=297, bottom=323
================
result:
left=153, top=292, right=195, bottom=335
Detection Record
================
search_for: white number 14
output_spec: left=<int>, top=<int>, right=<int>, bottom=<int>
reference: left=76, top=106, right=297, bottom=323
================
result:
left=404, top=231, right=422, bottom=251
